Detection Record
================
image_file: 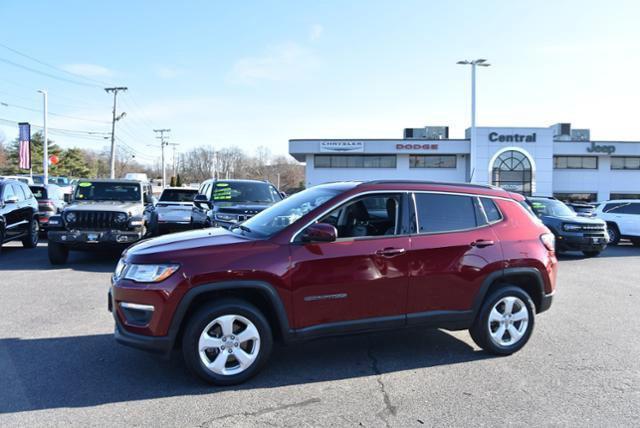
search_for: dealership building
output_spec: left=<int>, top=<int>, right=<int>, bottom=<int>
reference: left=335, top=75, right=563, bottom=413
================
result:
left=289, top=123, right=640, bottom=202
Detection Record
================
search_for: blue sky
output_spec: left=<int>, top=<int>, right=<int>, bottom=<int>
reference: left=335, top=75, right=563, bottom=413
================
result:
left=0, top=0, right=638, bottom=164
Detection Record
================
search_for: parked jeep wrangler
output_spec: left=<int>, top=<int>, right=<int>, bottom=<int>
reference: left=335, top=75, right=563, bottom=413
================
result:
left=47, top=179, right=154, bottom=264
left=110, top=180, right=556, bottom=385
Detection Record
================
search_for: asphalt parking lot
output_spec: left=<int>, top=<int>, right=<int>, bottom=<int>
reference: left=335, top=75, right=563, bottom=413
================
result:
left=1, top=241, right=639, bottom=427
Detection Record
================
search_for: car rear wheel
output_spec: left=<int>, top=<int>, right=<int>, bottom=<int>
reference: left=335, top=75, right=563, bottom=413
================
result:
left=182, top=299, right=273, bottom=385
left=631, top=238, right=640, bottom=247
left=470, top=286, right=535, bottom=355
left=607, top=223, right=620, bottom=245
left=582, top=250, right=601, bottom=257
left=21, top=218, right=39, bottom=248
left=48, top=241, right=69, bottom=264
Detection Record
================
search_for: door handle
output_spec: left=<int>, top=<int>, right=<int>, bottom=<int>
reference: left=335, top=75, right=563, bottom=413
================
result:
left=470, top=239, right=495, bottom=248
left=375, top=247, right=406, bottom=257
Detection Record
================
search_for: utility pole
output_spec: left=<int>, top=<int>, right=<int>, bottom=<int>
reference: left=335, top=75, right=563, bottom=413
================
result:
left=105, top=87, right=128, bottom=179
left=153, top=129, right=171, bottom=187
left=37, top=90, right=48, bottom=184
left=167, top=143, right=180, bottom=179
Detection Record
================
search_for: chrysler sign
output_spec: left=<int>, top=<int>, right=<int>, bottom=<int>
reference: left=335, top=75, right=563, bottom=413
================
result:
left=320, top=141, right=364, bottom=153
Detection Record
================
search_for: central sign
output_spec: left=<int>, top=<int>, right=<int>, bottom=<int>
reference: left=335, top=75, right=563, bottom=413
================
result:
left=320, top=141, right=364, bottom=153
left=489, top=132, right=537, bottom=143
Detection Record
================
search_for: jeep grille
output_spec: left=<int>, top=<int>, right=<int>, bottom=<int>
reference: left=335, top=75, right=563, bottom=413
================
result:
left=66, top=211, right=127, bottom=230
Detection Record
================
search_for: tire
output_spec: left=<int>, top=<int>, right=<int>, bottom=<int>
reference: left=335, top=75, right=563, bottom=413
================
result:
left=48, top=241, right=69, bottom=264
left=470, top=286, right=535, bottom=356
left=607, top=223, right=620, bottom=245
left=582, top=250, right=601, bottom=257
left=0, top=228, right=4, bottom=255
left=149, top=212, right=159, bottom=236
left=21, top=217, right=39, bottom=248
left=182, top=299, right=273, bottom=385
left=631, top=238, right=640, bottom=247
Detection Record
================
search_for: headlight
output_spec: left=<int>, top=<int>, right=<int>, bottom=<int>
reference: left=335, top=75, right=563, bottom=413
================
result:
left=123, top=263, right=179, bottom=283
left=114, top=258, right=127, bottom=279
left=215, top=213, right=237, bottom=222
left=562, top=223, right=582, bottom=232
left=114, top=212, right=128, bottom=223
left=64, top=211, right=76, bottom=223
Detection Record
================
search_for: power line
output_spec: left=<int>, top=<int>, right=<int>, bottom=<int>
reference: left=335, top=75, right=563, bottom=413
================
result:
left=0, top=57, right=102, bottom=88
left=0, top=100, right=110, bottom=124
left=153, top=129, right=171, bottom=187
left=0, top=42, right=113, bottom=87
left=0, top=116, right=110, bottom=136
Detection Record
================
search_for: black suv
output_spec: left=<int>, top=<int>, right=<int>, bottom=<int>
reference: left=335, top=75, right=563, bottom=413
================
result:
left=0, top=179, right=39, bottom=254
left=47, top=179, right=155, bottom=264
left=527, top=196, right=608, bottom=257
left=193, top=179, right=283, bottom=229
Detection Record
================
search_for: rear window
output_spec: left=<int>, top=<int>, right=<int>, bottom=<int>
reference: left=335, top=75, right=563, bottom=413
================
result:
left=413, top=193, right=478, bottom=233
left=160, top=189, right=197, bottom=202
left=604, top=202, right=640, bottom=215
left=29, top=186, right=47, bottom=199
left=480, top=198, right=502, bottom=222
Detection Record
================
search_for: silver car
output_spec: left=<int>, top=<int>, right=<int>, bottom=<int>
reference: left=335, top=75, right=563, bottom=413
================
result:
left=151, top=187, right=200, bottom=234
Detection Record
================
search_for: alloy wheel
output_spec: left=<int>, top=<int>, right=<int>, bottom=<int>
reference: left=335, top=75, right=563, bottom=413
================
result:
left=31, top=220, right=39, bottom=245
left=607, top=227, right=618, bottom=244
left=487, top=296, right=529, bottom=347
left=198, top=314, right=260, bottom=376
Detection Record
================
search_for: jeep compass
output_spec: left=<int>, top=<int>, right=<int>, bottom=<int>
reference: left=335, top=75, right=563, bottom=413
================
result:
left=110, top=181, right=557, bottom=385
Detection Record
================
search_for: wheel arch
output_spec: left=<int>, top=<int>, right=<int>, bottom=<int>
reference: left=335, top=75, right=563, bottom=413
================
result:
left=473, top=268, right=545, bottom=316
left=169, top=280, right=292, bottom=349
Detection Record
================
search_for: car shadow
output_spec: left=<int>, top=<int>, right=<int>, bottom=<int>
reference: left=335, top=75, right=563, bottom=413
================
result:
left=0, top=328, right=490, bottom=413
left=0, top=240, right=120, bottom=273
left=557, top=242, right=639, bottom=261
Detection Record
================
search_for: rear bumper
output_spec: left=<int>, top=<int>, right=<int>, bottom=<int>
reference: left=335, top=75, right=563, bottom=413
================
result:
left=538, top=292, right=554, bottom=313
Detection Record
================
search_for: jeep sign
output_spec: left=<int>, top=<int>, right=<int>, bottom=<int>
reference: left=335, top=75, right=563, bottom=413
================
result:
left=586, top=141, right=616, bottom=154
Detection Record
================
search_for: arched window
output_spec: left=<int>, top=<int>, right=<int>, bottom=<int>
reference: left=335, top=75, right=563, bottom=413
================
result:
left=491, top=150, right=533, bottom=195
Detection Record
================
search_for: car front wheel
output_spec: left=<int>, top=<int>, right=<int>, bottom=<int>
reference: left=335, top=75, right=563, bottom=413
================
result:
left=607, top=224, right=620, bottom=245
left=182, top=299, right=273, bottom=385
left=470, top=286, right=535, bottom=355
left=21, top=218, right=39, bottom=248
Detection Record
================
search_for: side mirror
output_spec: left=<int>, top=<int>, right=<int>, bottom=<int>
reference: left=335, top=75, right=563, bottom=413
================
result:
left=194, top=194, right=211, bottom=209
left=63, top=193, right=72, bottom=203
left=143, top=193, right=154, bottom=205
left=280, top=192, right=287, bottom=199
left=301, top=223, right=337, bottom=243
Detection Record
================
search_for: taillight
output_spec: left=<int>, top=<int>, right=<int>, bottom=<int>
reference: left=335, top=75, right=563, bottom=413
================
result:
left=540, top=233, right=556, bottom=251
left=38, top=200, right=56, bottom=212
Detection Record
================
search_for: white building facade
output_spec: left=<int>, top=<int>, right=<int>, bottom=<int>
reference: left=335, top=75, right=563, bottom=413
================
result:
left=289, top=123, right=640, bottom=202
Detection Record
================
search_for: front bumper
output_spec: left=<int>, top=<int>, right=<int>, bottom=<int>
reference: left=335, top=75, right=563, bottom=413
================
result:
left=157, top=220, right=195, bottom=232
left=48, top=229, right=144, bottom=246
left=556, top=234, right=608, bottom=252
left=538, top=292, right=554, bottom=313
left=109, top=288, right=174, bottom=355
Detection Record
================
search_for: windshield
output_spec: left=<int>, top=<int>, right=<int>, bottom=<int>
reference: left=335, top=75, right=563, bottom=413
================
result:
left=74, top=182, right=141, bottom=202
left=160, top=189, right=197, bottom=202
left=529, top=198, right=576, bottom=217
left=238, top=186, right=343, bottom=237
left=52, top=177, right=69, bottom=186
left=211, top=181, right=279, bottom=204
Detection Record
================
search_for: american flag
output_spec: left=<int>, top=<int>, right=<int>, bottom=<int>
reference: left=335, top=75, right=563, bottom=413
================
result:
left=18, top=122, right=31, bottom=170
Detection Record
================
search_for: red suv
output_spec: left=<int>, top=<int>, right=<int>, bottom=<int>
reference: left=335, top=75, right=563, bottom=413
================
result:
left=109, top=181, right=557, bottom=385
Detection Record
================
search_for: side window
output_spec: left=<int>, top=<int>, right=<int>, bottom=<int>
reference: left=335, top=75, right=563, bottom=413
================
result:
left=3, top=184, right=16, bottom=201
left=13, top=184, right=26, bottom=201
left=480, top=197, right=502, bottom=223
left=21, top=183, right=33, bottom=200
left=603, top=203, right=624, bottom=213
left=202, top=182, right=212, bottom=199
left=613, top=203, right=640, bottom=215
left=413, top=193, right=478, bottom=234
left=318, top=194, right=402, bottom=239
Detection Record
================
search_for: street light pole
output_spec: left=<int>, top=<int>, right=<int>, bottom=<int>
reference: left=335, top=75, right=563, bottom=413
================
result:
left=456, top=59, right=490, bottom=182
left=37, top=90, right=48, bottom=184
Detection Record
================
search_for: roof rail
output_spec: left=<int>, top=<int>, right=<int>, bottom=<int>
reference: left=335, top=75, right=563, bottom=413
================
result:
left=363, top=180, right=501, bottom=190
